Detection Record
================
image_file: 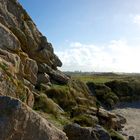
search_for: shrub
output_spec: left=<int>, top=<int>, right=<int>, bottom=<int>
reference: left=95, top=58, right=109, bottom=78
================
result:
left=105, top=80, right=140, bottom=101
left=45, top=87, right=76, bottom=112
left=87, top=82, right=119, bottom=108
left=45, top=80, right=96, bottom=112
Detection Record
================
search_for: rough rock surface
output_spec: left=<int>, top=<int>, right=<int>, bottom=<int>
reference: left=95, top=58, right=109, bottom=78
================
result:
left=64, top=123, right=111, bottom=140
left=98, top=108, right=127, bottom=130
left=0, top=0, right=69, bottom=88
left=0, top=96, right=67, bottom=140
left=0, top=0, right=70, bottom=139
left=38, top=63, right=69, bottom=84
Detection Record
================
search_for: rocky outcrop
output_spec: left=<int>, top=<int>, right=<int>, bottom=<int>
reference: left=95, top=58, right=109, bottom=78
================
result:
left=0, top=0, right=69, bottom=88
left=0, top=96, right=67, bottom=140
left=0, top=0, right=69, bottom=138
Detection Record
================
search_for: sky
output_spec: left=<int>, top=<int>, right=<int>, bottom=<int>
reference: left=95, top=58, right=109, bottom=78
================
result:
left=19, top=0, right=140, bottom=72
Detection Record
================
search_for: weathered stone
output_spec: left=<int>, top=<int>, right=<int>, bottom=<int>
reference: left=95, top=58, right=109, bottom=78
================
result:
left=64, top=124, right=111, bottom=140
left=0, top=0, right=62, bottom=71
left=94, top=125, right=111, bottom=140
left=0, top=58, right=17, bottom=97
left=23, top=78, right=35, bottom=91
left=98, top=108, right=109, bottom=118
left=111, top=114, right=127, bottom=130
left=53, top=54, right=62, bottom=67
left=0, top=23, right=21, bottom=52
left=39, top=36, right=54, bottom=53
left=37, top=73, right=50, bottom=84
left=64, top=123, right=97, bottom=140
left=9, top=26, right=28, bottom=49
left=38, top=63, right=69, bottom=84
left=0, top=96, right=68, bottom=140
left=23, top=57, right=38, bottom=85
left=24, top=86, right=34, bottom=108
left=38, top=63, right=52, bottom=73
left=50, top=70, right=70, bottom=84
left=0, top=57, right=35, bottom=108
left=0, top=48, right=21, bottom=74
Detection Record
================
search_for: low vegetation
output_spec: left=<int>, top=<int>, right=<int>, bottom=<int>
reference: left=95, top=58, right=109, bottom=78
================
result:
left=44, top=80, right=96, bottom=112
left=71, top=73, right=140, bottom=108
left=105, top=80, right=140, bottom=102
left=72, top=114, right=96, bottom=127
left=71, top=74, right=128, bottom=84
left=87, top=82, right=119, bottom=108
left=34, top=93, right=59, bottom=116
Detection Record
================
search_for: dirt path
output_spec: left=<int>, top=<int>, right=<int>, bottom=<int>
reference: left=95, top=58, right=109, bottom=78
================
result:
left=112, top=102, right=140, bottom=140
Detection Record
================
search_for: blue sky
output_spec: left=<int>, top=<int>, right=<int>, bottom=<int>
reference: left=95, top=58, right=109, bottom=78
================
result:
left=19, top=0, right=140, bottom=72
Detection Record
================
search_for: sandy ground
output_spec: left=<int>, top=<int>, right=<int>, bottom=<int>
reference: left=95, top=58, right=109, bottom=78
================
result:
left=112, top=102, right=140, bottom=140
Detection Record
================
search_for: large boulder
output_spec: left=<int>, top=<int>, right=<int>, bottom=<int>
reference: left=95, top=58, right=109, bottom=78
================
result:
left=0, top=96, right=67, bottom=140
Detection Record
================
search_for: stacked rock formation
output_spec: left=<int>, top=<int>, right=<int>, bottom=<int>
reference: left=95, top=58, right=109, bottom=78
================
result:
left=0, top=0, right=68, bottom=139
left=0, top=0, right=70, bottom=104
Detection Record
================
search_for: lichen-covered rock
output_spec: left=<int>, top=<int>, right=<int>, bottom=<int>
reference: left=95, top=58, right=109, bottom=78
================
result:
left=0, top=96, right=68, bottom=140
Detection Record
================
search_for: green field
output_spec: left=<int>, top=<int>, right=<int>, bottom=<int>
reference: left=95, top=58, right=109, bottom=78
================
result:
left=70, top=74, right=138, bottom=84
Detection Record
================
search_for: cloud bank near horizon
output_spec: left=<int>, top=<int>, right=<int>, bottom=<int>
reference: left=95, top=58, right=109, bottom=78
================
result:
left=56, top=40, right=140, bottom=73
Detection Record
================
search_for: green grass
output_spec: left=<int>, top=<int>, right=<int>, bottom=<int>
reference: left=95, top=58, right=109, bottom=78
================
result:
left=45, top=80, right=96, bottom=112
left=72, top=114, right=96, bottom=127
left=33, top=93, right=59, bottom=116
left=51, top=84, right=69, bottom=91
left=71, top=73, right=140, bottom=108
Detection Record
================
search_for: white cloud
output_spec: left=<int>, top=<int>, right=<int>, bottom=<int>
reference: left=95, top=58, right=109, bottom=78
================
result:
left=133, top=15, right=140, bottom=25
left=56, top=40, right=140, bottom=73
